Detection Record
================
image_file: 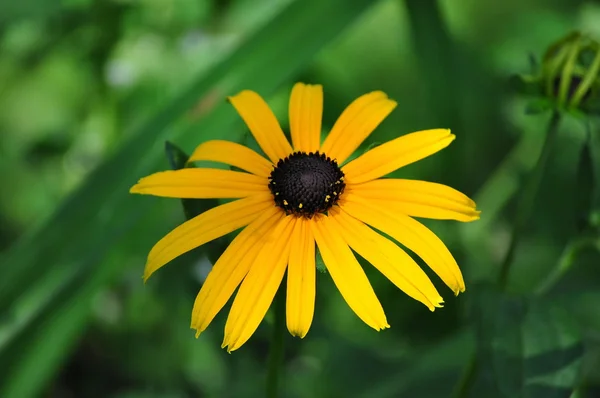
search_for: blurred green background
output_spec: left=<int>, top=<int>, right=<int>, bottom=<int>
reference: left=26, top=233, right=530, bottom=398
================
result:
left=1, top=0, right=599, bottom=397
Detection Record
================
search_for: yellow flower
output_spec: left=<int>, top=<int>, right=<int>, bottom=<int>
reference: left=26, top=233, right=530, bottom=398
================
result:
left=130, top=83, right=480, bottom=352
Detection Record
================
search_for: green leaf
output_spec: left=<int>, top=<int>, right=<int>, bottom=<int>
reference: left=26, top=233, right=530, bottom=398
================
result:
left=528, top=52, right=540, bottom=74
left=581, top=96, right=600, bottom=115
left=524, top=98, right=552, bottom=115
left=574, top=130, right=595, bottom=232
left=473, top=287, right=583, bottom=398
left=164, top=140, right=190, bottom=171
left=509, top=74, right=543, bottom=96
left=363, top=141, right=382, bottom=153
left=316, top=248, right=327, bottom=274
left=0, top=254, right=118, bottom=398
left=0, top=0, right=376, bottom=395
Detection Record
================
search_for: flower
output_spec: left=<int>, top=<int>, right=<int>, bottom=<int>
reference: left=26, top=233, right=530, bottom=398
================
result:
left=130, top=83, right=480, bottom=352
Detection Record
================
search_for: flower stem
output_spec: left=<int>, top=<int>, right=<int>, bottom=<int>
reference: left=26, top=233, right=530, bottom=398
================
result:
left=453, top=111, right=562, bottom=398
left=535, top=236, right=599, bottom=295
left=452, top=355, right=478, bottom=398
left=266, top=283, right=286, bottom=398
left=497, top=110, right=561, bottom=289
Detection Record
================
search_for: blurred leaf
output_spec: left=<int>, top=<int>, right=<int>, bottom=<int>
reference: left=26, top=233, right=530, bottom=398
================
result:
left=0, top=262, right=75, bottom=354
left=0, top=0, right=377, bottom=396
left=525, top=98, right=552, bottom=115
left=462, top=129, right=545, bottom=244
left=575, top=131, right=595, bottom=232
left=592, top=211, right=600, bottom=229
left=581, top=97, right=600, bottom=115
left=355, top=331, right=474, bottom=398
left=528, top=53, right=540, bottom=74
left=509, top=74, right=544, bottom=96
left=473, top=287, right=583, bottom=398
left=0, top=1, right=62, bottom=24
left=0, top=254, right=118, bottom=398
left=111, top=393, right=187, bottom=398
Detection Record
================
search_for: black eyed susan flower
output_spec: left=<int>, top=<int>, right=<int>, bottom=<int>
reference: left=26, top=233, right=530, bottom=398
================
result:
left=130, top=83, right=480, bottom=352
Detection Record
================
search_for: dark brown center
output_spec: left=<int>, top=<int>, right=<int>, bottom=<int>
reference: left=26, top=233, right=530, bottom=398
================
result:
left=268, top=151, right=345, bottom=218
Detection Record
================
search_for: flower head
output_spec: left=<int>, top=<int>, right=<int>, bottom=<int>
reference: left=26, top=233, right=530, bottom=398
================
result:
left=130, top=83, right=480, bottom=352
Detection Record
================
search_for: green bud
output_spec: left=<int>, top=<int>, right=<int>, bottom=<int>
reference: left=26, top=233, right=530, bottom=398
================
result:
left=512, top=32, right=600, bottom=115
left=544, top=33, right=600, bottom=109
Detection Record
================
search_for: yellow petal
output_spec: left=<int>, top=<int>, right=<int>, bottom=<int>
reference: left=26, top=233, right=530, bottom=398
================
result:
left=342, top=129, right=455, bottom=184
left=341, top=194, right=465, bottom=295
left=286, top=217, right=316, bottom=338
left=143, top=193, right=273, bottom=281
left=228, top=90, right=293, bottom=164
left=320, top=91, right=396, bottom=164
left=289, top=83, right=323, bottom=153
left=346, top=179, right=480, bottom=222
left=222, top=215, right=295, bottom=352
left=130, top=168, right=269, bottom=198
left=329, top=207, right=444, bottom=311
left=311, top=214, right=389, bottom=330
left=188, top=140, right=273, bottom=177
left=191, top=206, right=283, bottom=335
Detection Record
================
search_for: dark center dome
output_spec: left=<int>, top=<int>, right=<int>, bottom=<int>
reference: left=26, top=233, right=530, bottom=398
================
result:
left=268, top=151, right=345, bottom=218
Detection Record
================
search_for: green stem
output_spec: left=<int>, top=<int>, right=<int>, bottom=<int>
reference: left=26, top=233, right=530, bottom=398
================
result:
left=497, top=110, right=562, bottom=289
left=535, top=236, right=599, bottom=295
left=266, top=283, right=286, bottom=398
left=452, top=355, right=478, bottom=398
left=454, top=111, right=562, bottom=398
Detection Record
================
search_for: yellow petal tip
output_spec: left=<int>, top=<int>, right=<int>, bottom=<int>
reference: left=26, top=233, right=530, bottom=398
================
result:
left=289, top=329, right=306, bottom=339
left=142, top=269, right=152, bottom=283
left=227, top=90, right=255, bottom=102
left=462, top=211, right=481, bottom=222
left=293, top=82, right=322, bottom=89
left=429, top=297, right=445, bottom=311
left=453, top=285, right=466, bottom=296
